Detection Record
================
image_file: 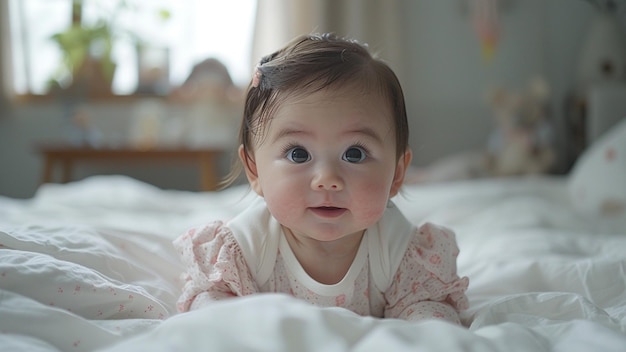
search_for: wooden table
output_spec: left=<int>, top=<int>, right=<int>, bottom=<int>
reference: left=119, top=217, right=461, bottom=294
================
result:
left=38, top=145, right=225, bottom=191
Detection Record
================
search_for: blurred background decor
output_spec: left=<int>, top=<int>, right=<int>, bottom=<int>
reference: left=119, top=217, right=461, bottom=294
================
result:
left=566, top=0, right=626, bottom=168
left=468, top=0, right=502, bottom=62
left=1, top=0, right=625, bottom=198
left=135, top=45, right=171, bottom=95
left=576, top=0, right=626, bottom=93
left=486, top=77, right=555, bottom=176
left=48, top=0, right=171, bottom=98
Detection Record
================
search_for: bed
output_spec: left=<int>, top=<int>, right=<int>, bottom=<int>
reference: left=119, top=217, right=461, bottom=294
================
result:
left=1, top=119, right=625, bottom=352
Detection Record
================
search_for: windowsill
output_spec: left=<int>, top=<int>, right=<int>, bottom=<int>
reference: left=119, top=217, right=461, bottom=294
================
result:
left=12, top=92, right=169, bottom=105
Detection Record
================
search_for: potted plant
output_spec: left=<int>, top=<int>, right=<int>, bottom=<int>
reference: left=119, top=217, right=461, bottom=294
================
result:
left=48, top=0, right=170, bottom=97
left=49, top=21, right=116, bottom=96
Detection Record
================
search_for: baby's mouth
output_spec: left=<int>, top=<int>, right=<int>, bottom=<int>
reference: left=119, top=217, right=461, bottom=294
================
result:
left=310, top=206, right=346, bottom=218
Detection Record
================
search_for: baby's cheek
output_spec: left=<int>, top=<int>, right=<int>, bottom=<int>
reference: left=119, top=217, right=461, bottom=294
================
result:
left=370, top=186, right=388, bottom=198
left=265, top=197, right=300, bottom=224
left=359, top=180, right=392, bottom=200
left=355, top=186, right=392, bottom=219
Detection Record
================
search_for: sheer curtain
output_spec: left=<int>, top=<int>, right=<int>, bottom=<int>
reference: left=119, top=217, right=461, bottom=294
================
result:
left=250, top=0, right=408, bottom=80
left=0, top=0, right=13, bottom=110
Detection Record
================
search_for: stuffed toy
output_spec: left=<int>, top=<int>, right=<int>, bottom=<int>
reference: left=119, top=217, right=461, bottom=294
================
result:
left=486, top=77, right=556, bottom=176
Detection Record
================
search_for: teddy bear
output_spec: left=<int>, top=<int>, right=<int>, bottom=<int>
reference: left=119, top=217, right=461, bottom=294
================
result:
left=486, top=77, right=556, bottom=176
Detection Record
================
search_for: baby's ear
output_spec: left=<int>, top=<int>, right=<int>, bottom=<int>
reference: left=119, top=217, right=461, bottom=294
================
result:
left=238, top=145, right=263, bottom=196
left=390, top=149, right=412, bottom=197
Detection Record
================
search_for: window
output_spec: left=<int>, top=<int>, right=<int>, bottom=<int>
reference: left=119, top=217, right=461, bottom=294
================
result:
left=8, top=0, right=257, bottom=96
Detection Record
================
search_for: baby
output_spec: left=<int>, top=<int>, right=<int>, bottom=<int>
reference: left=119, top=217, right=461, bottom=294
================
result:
left=174, top=33, right=469, bottom=323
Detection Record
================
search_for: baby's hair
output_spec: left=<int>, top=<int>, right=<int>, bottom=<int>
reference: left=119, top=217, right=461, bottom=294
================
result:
left=220, top=33, right=409, bottom=189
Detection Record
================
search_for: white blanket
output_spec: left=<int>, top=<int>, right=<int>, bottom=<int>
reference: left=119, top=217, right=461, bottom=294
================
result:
left=1, top=175, right=625, bottom=351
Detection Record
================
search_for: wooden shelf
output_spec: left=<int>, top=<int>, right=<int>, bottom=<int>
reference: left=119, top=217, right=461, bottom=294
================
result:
left=37, top=145, right=226, bottom=191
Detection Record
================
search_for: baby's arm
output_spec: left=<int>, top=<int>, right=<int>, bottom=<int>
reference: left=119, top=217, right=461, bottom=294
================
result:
left=173, top=222, right=259, bottom=312
left=384, top=223, right=469, bottom=323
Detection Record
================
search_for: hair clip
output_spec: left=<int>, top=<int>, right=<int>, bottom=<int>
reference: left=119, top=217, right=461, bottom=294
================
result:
left=251, top=66, right=262, bottom=88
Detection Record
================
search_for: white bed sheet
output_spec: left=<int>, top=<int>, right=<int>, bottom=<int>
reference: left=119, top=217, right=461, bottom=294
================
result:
left=1, top=175, right=625, bottom=351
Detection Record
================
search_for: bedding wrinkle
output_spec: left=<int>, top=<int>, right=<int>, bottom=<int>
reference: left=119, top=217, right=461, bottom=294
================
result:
left=0, top=250, right=170, bottom=320
left=575, top=259, right=626, bottom=316
left=0, top=289, right=159, bottom=352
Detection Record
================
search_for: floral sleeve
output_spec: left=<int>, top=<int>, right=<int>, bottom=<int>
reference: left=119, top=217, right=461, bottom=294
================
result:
left=384, top=223, right=469, bottom=323
left=172, top=221, right=259, bottom=312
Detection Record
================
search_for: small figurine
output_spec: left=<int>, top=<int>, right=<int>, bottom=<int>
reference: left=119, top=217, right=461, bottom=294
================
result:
left=486, top=77, right=556, bottom=176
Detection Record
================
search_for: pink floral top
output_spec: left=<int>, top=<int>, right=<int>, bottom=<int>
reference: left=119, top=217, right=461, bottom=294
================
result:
left=173, top=204, right=469, bottom=324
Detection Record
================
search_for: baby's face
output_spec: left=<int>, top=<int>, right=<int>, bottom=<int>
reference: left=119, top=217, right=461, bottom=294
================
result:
left=241, top=88, right=410, bottom=243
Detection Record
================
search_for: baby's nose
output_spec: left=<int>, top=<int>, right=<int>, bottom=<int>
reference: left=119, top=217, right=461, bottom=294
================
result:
left=312, top=163, right=344, bottom=191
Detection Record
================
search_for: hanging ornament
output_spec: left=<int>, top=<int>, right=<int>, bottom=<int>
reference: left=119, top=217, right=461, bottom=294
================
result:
left=470, top=0, right=500, bottom=62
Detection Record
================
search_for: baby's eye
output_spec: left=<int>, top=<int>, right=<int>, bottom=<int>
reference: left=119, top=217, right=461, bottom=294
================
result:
left=342, top=146, right=367, bottom=163
left=286, top=147, right=310, bottom=163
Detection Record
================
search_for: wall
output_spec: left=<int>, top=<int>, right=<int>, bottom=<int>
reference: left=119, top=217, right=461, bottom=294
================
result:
left=0, top=0, right=607, bottom=198
left=401, top=0, right=596, bottom=168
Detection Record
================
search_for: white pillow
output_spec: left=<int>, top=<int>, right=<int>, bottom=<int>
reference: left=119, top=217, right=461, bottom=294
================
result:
left=568, top=118, right=626, bottom=216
